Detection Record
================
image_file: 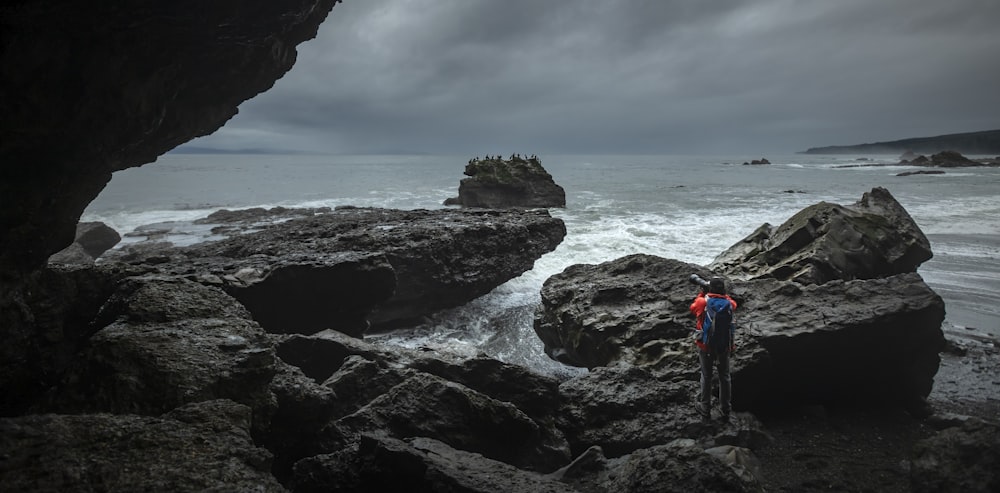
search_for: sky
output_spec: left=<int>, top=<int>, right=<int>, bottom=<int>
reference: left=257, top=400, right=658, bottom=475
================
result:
left=182, top=0, right=1000, bottom=156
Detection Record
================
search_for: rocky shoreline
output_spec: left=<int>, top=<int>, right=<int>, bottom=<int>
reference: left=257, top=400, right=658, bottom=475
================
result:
left=2, top=189, right=997, bottom=491
left=2, top=3, right=998, bottom=490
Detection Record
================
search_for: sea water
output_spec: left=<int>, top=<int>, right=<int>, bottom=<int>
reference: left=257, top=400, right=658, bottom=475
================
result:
left=82, top=153, right=1000, bottom=376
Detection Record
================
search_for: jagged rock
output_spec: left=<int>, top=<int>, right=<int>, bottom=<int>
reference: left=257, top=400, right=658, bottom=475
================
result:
left=910, top=418, right=1000, bottom=493
left=329, top=371, right=571, bottom=472
left=709, top=187, right=932, bottom=284
left=534, top=254, right=708, bottom=369
left=293, top=435, right=579, bottom=493
left=47, top=221, right=122, bottom=265
left=602, top=440, right=764, bottom=493
left=900, top=150, right=985, bottom=167
left=744, top=158, right=771, bottom=165
left=929, top=150, right=980, bottom=167
left=0, top=400, right=283, bottom=492
left=109, top=207, right=565, bottom=333
left=409, top=355, right=564, bottom=421
left=534, top=255, right=945, bottom=411
left=261, top=360, right=338, bottom=483
left=445, top=156, right=566, bottom=208
left=0, top=263, right=137, bottom=416
left=37, top=277, right=280, bottom=430
left=555, top=365, right=773, bottom=459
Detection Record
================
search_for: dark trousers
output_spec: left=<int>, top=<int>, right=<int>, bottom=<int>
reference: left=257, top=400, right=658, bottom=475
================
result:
left=699, top=349, right=731, bottom=413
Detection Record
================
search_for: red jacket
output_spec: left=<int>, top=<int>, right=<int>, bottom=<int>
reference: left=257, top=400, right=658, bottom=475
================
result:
left=689, top=292, right=737, bottom=352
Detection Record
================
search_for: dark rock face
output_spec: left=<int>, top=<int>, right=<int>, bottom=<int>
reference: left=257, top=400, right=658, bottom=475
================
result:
left=709, top=187, right=932, bottom=284
left=743, top=158, right=771, bottom=165
left=0, top=400, right=284, bottom=492
left=1, top=0, right=342, bottom=278
left=37, top=277, right=281, bottom=431
left=445, top=156, right=567, bottom=208
left=108, top=207, right=566, bottom=332
left=48, top=221, right=121, bottom=265
left=910, top=418, right=1000, bottom=493
left=534, top=189, right=946, bottom=412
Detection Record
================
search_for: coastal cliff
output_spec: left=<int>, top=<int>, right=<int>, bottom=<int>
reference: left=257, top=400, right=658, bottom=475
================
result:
left=802, top=128, right=1000, bottom=155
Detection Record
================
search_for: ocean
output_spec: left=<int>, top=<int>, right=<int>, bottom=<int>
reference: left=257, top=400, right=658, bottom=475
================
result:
left=82, top=153, right=1000, bottom=376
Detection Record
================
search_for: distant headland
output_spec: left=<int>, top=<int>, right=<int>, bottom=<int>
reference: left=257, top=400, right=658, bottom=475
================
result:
left=801, top=129, right=1000, bottom=155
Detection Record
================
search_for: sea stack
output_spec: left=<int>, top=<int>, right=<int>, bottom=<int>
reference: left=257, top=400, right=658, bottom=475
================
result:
left=445, top=155, right=566, bottom=208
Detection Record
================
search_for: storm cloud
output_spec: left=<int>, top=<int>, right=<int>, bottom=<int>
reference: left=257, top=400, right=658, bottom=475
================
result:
left=185, top=0, right=1000, bottom=155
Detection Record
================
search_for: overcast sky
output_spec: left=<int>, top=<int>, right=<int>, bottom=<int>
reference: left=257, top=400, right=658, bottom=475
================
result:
left=184, top=0, right=1000, bottom=155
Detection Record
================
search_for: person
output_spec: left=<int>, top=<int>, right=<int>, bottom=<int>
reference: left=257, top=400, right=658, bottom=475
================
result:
left=689, top=277, right=737, bottom=420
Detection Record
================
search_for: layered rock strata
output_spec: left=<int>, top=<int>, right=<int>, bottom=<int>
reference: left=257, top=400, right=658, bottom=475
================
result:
left=107, top=207, right=567, bottom=332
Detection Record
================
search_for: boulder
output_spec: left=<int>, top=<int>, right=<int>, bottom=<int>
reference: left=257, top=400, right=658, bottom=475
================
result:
left=109, top=207, right=566, bottom=333
left=534, top=254, right=945, bottom=411
left=293, top=435, right=579, bottom=493
left=445, top=156, right=566, bottom=208
left=601, top=440, right=764, bottom=493
left=555, top=365, right=755, bottom=457
left=330, top=371, right=571, bottom=472
left=910, top=418, right=1000, bottom=493
left=929, top=150, right=979, bottom=167
left=899, top=150, right=984, bottom=167
left=0, top=400, right=283, bottom=492
left=709, top=187, right=932, bottom=284
left=0, top=263, right=137, bottom=416
left=744, top=158, right=771, bottom=165
left=37, top=277, right=280, bottom=430
left=47, top=221, right=121, bottom=265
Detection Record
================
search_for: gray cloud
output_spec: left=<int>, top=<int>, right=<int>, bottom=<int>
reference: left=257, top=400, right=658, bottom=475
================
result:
left=186, top=0, right=1000, bottom=155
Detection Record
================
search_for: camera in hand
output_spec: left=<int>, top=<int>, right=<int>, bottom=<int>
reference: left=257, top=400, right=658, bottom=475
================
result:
left=688, top=274, right=710, bottom=290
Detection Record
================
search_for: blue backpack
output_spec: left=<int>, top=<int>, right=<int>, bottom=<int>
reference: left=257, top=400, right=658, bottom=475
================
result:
left=701, top=296, right=734, bottom=354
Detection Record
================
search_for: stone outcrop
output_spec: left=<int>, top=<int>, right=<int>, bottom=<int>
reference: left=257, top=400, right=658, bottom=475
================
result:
left=708, top=187, right=932, bottom=284
left=444, top=155, right=566, bottom=208
left=900, top=150, right=984, bottom=167
left=743, top=158, right=771, bottom=165
left=910, top=418, right=1000, bottom=493
left=47, top=221, right=122, bottom=265
left=107, top=207, right=566, bottom=332
left=1, top=0, right=343, bottom=279
left=0, top=400, right=284, bottom=492
left=534, top=189, right=946, bottom=412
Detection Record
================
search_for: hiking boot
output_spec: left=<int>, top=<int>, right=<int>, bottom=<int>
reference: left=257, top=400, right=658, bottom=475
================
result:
left=696, top=402, right=710, bottom=419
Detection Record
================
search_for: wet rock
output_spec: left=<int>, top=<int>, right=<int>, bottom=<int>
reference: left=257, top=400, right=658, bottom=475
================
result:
left=897, top=170, right=946, bottom=177
left=445, top=156, right=566, bottom=208
left=534, top=256, right=945, bottom=410
left=602, top=440, right=764, bottom=493
left=910, top=418, right=1000, bottom=493
left=0, top=400, right=283, bottom=492
left=110, top=207, right=565, bottom=333
left=709, top=187, right=932, bottom=284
